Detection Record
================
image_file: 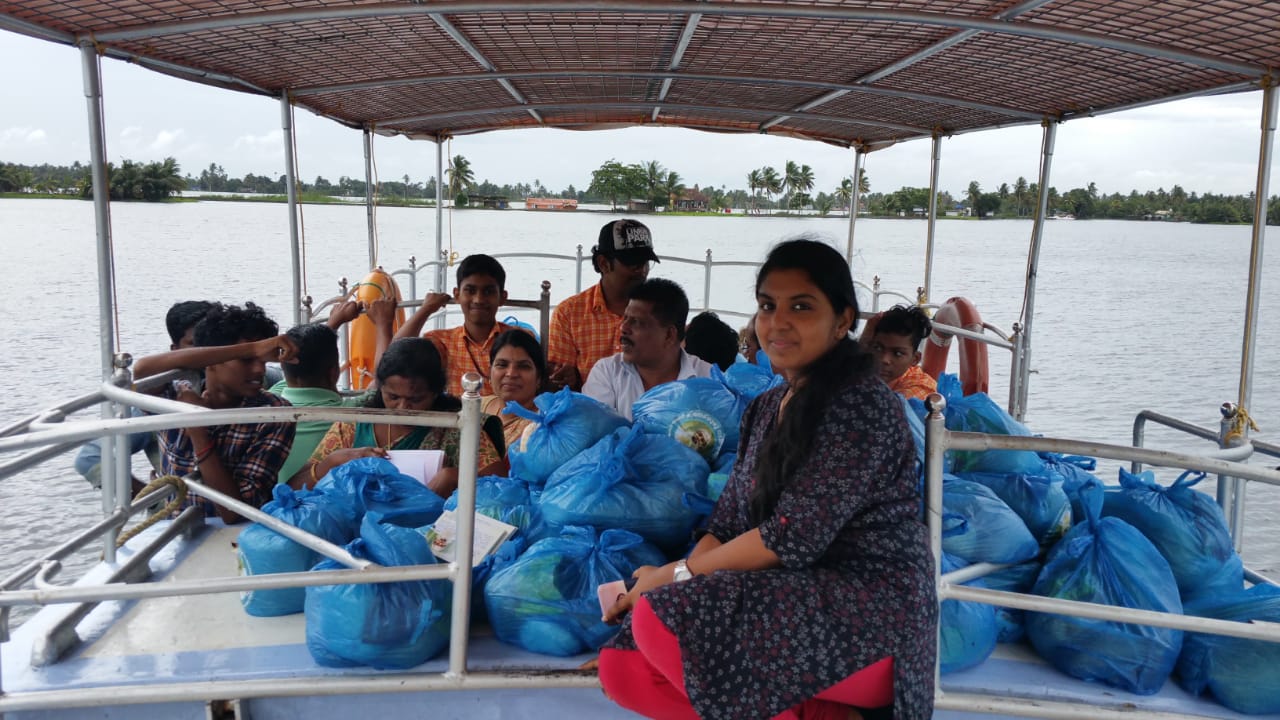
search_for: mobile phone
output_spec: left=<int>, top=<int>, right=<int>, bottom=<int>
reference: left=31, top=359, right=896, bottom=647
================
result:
left=596, top=577, right=638, bottom=616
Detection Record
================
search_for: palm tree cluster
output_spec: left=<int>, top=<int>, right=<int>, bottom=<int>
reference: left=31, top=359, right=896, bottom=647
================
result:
left=746, top=161, right=819, bottom=213
left=80, top=157, right=186, bottom=201
left=446, top=155, right=476, bottom=202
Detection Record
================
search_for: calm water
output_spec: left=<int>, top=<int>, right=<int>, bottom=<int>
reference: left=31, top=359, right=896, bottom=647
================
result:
left=1, top=198, right=1277, bottom=624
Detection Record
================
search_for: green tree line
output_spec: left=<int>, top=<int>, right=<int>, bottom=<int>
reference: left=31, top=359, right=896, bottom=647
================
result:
left=5, top=158, right=1278, bottom=224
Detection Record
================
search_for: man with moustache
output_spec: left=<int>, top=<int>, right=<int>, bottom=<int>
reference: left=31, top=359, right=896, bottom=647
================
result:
left=583, top=278, right=712, bottom=420
left=547, top=219, right=659, bottom=391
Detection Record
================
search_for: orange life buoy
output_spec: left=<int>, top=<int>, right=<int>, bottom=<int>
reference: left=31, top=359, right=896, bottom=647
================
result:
left=921, top=297, right=990, bottom=396
left=347, top=268, right=406, bottom=390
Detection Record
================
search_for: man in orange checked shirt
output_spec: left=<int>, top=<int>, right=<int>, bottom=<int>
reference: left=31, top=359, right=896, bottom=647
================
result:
left=547, top=219, right=658, bottom=391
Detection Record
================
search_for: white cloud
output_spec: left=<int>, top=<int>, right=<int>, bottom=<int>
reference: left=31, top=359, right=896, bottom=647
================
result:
left=233, top=130, right=283, bottom=151
left=0, top=126, right=48, bottom=146
left=148, top=128, right=183, bottom=151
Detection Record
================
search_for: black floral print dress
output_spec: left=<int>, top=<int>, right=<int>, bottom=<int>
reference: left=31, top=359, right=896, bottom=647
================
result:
left=605, top=375, right=938, bottom=720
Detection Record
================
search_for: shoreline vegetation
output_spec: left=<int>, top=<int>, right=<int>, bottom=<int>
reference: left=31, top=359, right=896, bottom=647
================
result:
left=3, top=157, right=1278, bottom=225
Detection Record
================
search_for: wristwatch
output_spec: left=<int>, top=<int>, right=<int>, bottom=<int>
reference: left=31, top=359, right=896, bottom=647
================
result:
left=672, top=559, right=694, bottom=583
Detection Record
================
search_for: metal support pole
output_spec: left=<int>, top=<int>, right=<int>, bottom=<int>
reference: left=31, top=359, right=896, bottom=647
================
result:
left=1217, top=404, right=1239, bottom=541
left=1016, top=119, right=1058, bottom=421
left=923, top=133, right=942, bottom=304
left=435, top=138, right=445, bottom=291
left=281, top=93, right=303, bottom=327
left=81, top=41, right=121, bottom=563
left=363, top=126, right=377, bottom=269
left=1007, top=323, right=1023, bottom=419
left=110, top=356, right=134, bottom=555
left=1239, top=78, right=1276, bottom=413
left=923, top=392, right=947, bottom=696
left=447, top=374, right=484, bottom=678
left=845, top=148, right=863, bottom=265
left=703, top=249, right=713, bottom=311
left=575, top=244, right=585, bottom=293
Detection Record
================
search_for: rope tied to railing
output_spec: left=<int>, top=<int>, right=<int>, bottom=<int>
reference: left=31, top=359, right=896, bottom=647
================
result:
left=115, top=475, right=187, bottom=548
left=1225, top=406, right=1260, bottom=447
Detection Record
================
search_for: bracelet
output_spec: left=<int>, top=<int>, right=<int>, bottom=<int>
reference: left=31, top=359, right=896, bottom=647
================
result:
left=193, top=444, right=214, bottom=464
left=309, top=462, right=320, bottom=484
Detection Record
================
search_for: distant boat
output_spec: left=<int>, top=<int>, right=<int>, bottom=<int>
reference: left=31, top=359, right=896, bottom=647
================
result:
left=525, top=197, right=578, bottom=211
left=1049, top=213, right=1076, bottom=220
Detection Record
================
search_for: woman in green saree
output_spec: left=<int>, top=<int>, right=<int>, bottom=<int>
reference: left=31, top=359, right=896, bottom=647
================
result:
left=293, top=337, right=502, bottom=497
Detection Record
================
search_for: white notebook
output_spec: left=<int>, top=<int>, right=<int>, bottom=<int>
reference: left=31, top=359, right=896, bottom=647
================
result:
left=385, top=449, right=445, bottom=487
left=423, top=509, right=518, bottom=567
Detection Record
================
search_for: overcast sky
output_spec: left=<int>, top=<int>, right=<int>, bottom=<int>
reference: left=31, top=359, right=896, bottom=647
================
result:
left=3, top=29, right=1277, bottom=198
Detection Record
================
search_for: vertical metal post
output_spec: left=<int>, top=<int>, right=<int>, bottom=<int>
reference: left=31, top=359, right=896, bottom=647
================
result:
left=407, top=256, right=418, bottom=302
left=447, top=374, right=484, bottom=678
left=435, top=138, right=445, bottom=292
left=1217, top=405, right=1239, bottom=543
left=575, top=244, right=585, bottom=293
left=1007, top=323, right=1024, bottom=420
left=923, top=133, right=942, bottom=304
left=281, top=93, right=303, bottom=327
left=1016, top=119, right=1057, bottom=421
left=846, top=148, right=863, bottom=265
left=112, top=358, right=134, bottom=543
left=703, top=249, right=713, bottom=312
left=81, top=41, right=120, bottom=562
left=923, top=392, right=947, bottom=696
left=363, top=126, right=377, bottom=270
left=1239, top=78, right=1276, bottom=413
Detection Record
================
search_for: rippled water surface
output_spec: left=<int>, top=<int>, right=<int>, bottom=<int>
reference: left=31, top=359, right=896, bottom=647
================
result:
left=1, top=198, right=1277, bottom=625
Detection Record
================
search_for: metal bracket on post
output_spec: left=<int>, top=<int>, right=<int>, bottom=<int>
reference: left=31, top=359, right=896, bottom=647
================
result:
left=407, top=255, right=418, bottom=302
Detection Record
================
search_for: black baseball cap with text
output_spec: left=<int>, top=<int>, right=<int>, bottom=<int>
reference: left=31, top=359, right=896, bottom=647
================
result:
left=596, top=219, right=660, bottom=265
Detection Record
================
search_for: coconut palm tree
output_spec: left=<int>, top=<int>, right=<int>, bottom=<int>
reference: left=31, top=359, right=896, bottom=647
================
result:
left=661, top=170, right=685, bottom=209
left=782, top=160, right=802, bottom=210
left=793, top=164, right=815, bottom=209
left=761, top=166, right=782, bottom=212
left=857, top=167, right=870, bottom=195
left=747, top=169, right=763, bottom=214
left=835, top=178, right=852, bottom=211
left=967, top=180, right=982, bottom=218
left=1013, top=176, right=1030, bottom=216
left=446, top=155, right=474, bottom=198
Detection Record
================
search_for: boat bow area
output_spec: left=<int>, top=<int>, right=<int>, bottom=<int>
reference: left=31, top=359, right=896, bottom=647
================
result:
left=1, top=0, right=1277, bottom=148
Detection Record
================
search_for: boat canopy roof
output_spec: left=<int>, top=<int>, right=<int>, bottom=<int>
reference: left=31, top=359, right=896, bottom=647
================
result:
left=2, top=0, right=1278, bottom=148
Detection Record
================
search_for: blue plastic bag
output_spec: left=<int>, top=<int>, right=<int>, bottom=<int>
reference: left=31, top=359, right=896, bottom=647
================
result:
left=1026, top=481, right=1183, bottom=695
left=313, top=456, right=445, bottom=528
left=936, top=374, right=1044, bottom=475
left=1101, top=469, right=1243, bottom=601
left=942, top=477, right=1039, bottom=564
left=443, top=474, right=546, bottom=542
left=506, top=388, right=630, bottom=485
left=982, top=560, right=1042, bottom=643
left=305, top=514, right=452, bottom=669
left=1177, top=583, right=1280, bottom=714
left=484, top=526, right=665, bottom=656
left=715, top=361, right=783, bottom=408
left=501, top=315, right=539, bottom=341
left=632, top=376, right=742, bottom=461
left=939, top=553, right=998, bottom=674
left=959, top=470, right=1071, bottom=545
left=1041, top=454, right=1101, bottom=526
left=237, top=484, right=353, bottom=617
left=540, top=426, right=710, bottom=553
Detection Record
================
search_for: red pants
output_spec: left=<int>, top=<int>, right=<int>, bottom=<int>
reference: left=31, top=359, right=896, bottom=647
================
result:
left=599, top=596, right=893, bottom=720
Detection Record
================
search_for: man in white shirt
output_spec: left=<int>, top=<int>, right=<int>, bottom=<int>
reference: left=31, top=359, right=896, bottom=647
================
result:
left=584, top=278, right=713, bottom=419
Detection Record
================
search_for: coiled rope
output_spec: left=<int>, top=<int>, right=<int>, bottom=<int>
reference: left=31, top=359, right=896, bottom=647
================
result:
left=1224, top=406, right=1260, bottom=447
left=115, top=475, right=188, bottom=548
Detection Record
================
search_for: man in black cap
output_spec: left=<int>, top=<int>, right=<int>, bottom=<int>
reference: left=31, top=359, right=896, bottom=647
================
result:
left=547, top=219, right=659, bottom=390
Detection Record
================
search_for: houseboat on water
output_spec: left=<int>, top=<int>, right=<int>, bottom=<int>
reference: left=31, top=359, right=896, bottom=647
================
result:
left=524, top=197, right=578, bottom=211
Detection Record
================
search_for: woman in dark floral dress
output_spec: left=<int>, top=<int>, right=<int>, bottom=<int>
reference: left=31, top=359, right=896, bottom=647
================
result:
left=599, top=238, right=937, bottom=720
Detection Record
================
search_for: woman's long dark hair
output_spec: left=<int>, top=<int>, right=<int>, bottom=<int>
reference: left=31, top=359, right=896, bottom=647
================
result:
left=748, top=237, right=875, bottom=525
left=366, top=337, right=457, bottom=411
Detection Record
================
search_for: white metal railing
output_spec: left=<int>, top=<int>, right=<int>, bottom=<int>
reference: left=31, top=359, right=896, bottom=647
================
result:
left=923, top=394, right=1280, bottom=719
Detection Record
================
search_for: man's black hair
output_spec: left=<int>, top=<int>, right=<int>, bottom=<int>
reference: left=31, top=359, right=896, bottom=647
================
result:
left=875, top=304, right=934, bottom=350
left=456, top=254, right=506, bottom=291
left=280, top=322, right=339, bottom=385
left=685, top=311, right=739, bottom=371
left=628, top=278, right=690, bottom=341
left=165, top=300, right=215, bottom=345
left=193, top=302, right=278, bottom=347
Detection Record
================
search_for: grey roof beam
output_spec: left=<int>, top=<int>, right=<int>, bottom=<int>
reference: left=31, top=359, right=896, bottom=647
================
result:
left=653, top=11, right=702, bottom=120
left=91, top=2, right=1265, bottom=77
left=291, top=70, right=1042, bottom=120
left=0, top=13, right=75, bottom=43
left=379, top=100, right=932, bottom=133
left=759, top=0, right=1060, bottom=131
left=429, top=12, right=542, bottom=124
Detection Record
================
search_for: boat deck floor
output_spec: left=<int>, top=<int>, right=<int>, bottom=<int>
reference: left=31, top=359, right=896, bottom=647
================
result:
left=3, top=521, right=1276, bottom=719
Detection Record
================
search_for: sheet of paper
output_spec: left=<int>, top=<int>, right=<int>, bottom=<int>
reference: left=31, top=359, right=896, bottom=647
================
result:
left=385, top=449, right=445, bottom=486
left=423, top=509, right=517, bottom=567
